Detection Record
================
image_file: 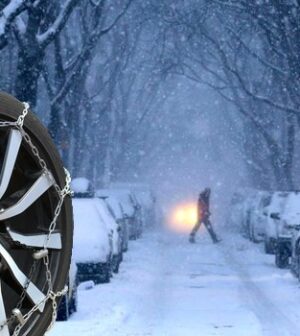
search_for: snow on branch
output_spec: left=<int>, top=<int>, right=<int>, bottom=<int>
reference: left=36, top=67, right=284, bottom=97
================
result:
left=0, top=0, right=27, bottom=48
left=50, top=0, right=133, bottom=108
left=37, top=0, right=79, bottom=47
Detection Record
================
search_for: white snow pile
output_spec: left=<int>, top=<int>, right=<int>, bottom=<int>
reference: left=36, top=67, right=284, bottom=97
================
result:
left=72, top=198, right=110, bottom=264
left=71, top=177, right=91, bottom=193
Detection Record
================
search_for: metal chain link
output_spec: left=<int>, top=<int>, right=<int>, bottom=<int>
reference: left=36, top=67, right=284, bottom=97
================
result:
left=0, top=102, right=72, bottom=336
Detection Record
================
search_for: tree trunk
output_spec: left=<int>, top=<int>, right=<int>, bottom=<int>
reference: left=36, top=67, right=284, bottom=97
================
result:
left=15, top=48, right=44, bottom=106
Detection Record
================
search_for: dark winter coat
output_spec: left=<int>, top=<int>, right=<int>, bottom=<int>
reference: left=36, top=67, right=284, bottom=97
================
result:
left=197, top=189, right=210, bottom=221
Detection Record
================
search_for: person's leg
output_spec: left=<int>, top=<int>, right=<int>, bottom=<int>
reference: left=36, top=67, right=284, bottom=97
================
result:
left=203, top=219, right=220, bottom=243
left=189, top=220, right=201, bottom=242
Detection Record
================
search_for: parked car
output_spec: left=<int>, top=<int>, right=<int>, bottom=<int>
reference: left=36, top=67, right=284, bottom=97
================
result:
left=227, top=192, right=245, bottom=232
left=129, top=193, right=143, bottom=238
left=264, top=191, right=289, bottom=254
left=73, top=197, right=113, bottom=284
left=98, top=189, right=141, bottom=240
left=275, top=192, right=300, bottom=268
left=57, top=260, right=78, bottom=321
left=290, top=225, right=300, bottom=279
left=111, top=182, right=157, bottom=228
left=94, top=198, right=123, bottom=273
left=247, top=191, right=271, bottom=242
left=241, top=191, right=257, bottom=239
left=96, top=190, right=129, bottom=252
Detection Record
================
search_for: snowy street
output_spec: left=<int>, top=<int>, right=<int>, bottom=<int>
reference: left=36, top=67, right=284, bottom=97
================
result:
left=2, top=2, right=300, bottom=335
left=50, top=229, right=300, bottom=336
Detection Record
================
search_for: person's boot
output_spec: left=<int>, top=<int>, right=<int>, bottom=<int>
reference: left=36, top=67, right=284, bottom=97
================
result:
left=189, top=235, right=195, bottom=243
left=205, top=221, right=220, bottom=244
left=213, top=237, right=222, bottom=244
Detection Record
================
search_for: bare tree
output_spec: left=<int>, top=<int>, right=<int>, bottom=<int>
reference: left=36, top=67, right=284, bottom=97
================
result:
left=154, top=0, right=300, bottom=190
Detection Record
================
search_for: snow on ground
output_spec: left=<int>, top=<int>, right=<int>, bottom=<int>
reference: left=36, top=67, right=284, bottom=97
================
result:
left=49, top=228, right=300, bottom=336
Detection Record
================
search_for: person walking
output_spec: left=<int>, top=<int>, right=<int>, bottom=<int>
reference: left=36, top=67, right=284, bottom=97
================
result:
left=189, top=188, right=221, bottom=243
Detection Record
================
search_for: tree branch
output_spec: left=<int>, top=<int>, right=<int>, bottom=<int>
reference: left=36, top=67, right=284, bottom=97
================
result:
left=37, top=0, right=80, bottom=48
left=0, top=0, right=28, bottom=49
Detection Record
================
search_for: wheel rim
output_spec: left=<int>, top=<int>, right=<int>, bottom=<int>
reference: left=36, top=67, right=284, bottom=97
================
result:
left=0, top=122, right=70, bottom=335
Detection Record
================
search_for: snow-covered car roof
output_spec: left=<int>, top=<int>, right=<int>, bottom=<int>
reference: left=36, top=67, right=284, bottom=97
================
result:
left=72, top=198, right=111, bottom=264
left=111, top=182, right=151, bottom=192
left=267, top=191, right=289, bottom=214
left=110, top=182, right=155, bottom=209
left=96, top=189, right=135, bottom=217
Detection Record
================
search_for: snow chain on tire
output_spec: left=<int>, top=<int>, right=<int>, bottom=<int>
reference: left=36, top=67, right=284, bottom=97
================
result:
left=0, top=102, right=72, bottom=336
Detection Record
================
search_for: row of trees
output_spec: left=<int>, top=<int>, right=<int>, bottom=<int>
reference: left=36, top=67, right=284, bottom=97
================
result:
left=1, top=0, right=299, bottom=191
left=152, top=0, right=300, bottom=190
left=0, top=0, right=165, bottom=186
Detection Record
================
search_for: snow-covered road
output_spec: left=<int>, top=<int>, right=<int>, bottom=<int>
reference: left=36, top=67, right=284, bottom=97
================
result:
left=50, top=230, right=300, bottom=336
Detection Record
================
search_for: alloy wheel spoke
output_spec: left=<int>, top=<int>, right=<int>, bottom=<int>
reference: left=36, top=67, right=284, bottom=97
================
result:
left=0, top=172, right=55, bottom=221
left=7, top=228, right=62, bottom=250
left=0, top=130, right=22, bottom=200
left=0, top=244, right=46, bottom=313
left=0, top=281, right=9, bottom=336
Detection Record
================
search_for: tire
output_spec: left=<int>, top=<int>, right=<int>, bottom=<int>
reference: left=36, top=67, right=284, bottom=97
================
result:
left=129, top=229, right=137, bottom=240
left=275, top=249, right=289, bottom=269
left=248, top=226, right=253, bottom=242
left=95, top=262, right=111, bottom=284
left=113, top=253, right=123, bottom=274
left=264, top=239, right=275, bottom=255
left=112, top=255, right=119, bottom=274
left=0, top=92, right=73, bottom=335
left=297, top=256, right=300, bottom=281
left=56, top=295, right=69, bottom=321
left=69, top=287, right=77, bottom=314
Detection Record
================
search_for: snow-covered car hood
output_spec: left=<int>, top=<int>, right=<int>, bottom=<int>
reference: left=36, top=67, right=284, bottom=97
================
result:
left=73, top=198, right=111, bottom=264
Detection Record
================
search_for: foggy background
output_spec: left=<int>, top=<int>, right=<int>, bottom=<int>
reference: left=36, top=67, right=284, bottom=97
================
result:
left=1, top=0, right=299, bottom=222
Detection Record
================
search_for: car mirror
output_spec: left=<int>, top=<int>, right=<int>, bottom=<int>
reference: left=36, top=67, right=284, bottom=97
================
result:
left=270, top=212, right=280, bottom=220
